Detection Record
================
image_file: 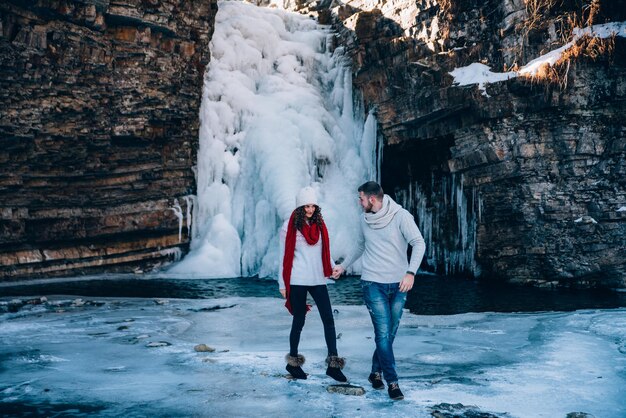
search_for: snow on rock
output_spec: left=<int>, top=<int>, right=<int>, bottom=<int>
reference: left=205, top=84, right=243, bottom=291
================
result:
left=449, top=21, right=626, bottom=95
left=448, top=63, right=516, bottom=97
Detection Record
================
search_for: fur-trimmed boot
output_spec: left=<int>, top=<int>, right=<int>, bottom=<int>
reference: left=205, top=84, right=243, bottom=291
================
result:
left=285, top=354, right=307, bottom=379
left=325, top=355, right=347, bottom=382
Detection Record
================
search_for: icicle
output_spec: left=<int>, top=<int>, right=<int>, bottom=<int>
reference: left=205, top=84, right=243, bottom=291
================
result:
left=360, top=110, right=378, bottom=181
left=160, top=247, right=182, bottom=262
left=398, top=173, right=479, bottom=277
left=376, top=124, right=383, bottom=184
left=183, top=195, right=195, bottom=238
left=170, top=199, right=184, bottom=243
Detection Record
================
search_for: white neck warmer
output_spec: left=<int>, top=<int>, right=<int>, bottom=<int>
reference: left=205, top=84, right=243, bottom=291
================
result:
left=364, top=195, right=401, bottom=229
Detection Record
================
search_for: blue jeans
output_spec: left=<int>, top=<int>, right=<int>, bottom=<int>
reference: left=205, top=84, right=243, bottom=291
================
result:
left=361, top=280, right=407, bottom=385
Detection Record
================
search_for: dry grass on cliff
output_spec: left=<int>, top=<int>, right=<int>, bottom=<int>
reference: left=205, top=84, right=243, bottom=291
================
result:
left=520, top=0, right=614, bottom=90
left=555, top=0, right=601, bottom=43
left=439, top=0, right=452, bottom=15
left=523, top=34, right=615, bottom=90
left=523, top=0, right=558, bottom=35
left=510, top=0, right=558, bottom=68
left=563, top=33, right=614, bottom=61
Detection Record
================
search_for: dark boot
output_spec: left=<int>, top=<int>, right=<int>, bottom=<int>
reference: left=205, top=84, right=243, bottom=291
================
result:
left=388, top=382, right=404, bottom=400
left=368, top=372, right=384, bottom=389
left=285, top=354, right=307, bottom=379
left=325, top=355, right=347, bottom=382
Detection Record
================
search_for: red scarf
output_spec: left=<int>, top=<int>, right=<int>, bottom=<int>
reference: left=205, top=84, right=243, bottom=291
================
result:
left=282, top=210, right=332, bottom=315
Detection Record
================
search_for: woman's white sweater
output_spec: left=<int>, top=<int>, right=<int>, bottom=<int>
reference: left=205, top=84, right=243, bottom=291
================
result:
left=277, top=219, right=332, bottom=290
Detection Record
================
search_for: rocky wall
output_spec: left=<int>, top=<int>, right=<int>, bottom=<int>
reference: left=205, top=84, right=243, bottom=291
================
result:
left=0, top=0, right=217, bottom=279
left=303, top=0, right=626, bottom=288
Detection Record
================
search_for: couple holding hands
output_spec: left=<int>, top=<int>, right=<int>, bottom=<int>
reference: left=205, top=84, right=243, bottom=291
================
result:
left=278, top=181, right=426, bottom=400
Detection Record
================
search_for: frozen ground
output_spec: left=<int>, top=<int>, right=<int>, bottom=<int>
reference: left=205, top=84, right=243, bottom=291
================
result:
left=1, top=295, right=625, bottom=417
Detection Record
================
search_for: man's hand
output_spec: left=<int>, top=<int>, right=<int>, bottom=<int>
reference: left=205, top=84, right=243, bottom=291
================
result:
left=279, top=289, right=286, bottom=299
left=332, top=265, right=345, bottom=279
left=399, top=273, right=414, bottom=293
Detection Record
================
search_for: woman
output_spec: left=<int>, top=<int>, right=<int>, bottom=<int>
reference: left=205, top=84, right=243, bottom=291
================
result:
left=278, top=186, right=347, bottom=382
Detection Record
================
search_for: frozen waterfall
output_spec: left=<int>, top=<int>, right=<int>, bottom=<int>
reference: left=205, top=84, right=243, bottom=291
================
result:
left=170, top=1, right=376, bottom=278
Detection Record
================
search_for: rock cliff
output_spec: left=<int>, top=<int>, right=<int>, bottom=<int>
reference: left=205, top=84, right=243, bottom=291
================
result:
left=0, top=0, right=217, bottom=279
left=2, top=0, right=624, bottom=288
left=303, top=0, right=626, bottom=288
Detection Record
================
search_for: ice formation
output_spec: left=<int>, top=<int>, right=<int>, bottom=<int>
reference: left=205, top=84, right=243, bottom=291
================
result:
left=171, top=1, right=377, bottom=277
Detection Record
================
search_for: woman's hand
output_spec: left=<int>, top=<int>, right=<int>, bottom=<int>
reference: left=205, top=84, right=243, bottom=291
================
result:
left=332, top=265, right=345, bottom=279
left=279, top=289, right=286, bottom=299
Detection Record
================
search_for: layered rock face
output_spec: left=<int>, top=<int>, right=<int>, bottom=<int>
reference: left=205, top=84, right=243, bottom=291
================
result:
left=303, top=0, right=626, bottom=288
left=2, top=0, right=623, bottom=288
left=0, top=0, right=217, bottom=279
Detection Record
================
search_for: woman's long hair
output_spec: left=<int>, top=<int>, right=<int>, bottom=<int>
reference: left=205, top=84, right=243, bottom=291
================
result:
left=293, top=205, right=324, bottom=231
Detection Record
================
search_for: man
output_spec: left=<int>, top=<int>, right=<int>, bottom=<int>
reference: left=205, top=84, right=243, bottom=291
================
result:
left=332, top=181, right=425, bottom=400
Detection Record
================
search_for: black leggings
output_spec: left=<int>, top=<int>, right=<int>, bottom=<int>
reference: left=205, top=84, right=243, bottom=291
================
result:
left=289, top=285, right=337, bottom=357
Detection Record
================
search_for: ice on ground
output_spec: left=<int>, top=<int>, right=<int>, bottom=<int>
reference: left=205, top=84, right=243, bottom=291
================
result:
left=1, top=296, right=625, bottom=417
left=574, top=216, right=598, bottom=224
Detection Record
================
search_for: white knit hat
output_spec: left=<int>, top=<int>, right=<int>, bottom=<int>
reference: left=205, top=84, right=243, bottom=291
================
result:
left=296, top=186, right=318, bottom=208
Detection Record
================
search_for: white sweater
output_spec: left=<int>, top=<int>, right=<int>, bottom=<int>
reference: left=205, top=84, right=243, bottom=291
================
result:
left=341, top=195, right=426, bottom=283
left=277, top=219, right=332, bottom=290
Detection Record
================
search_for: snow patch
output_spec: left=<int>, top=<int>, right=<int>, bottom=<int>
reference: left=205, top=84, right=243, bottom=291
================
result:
left=448, top=63, right=516, bottom=97
left=449, top=21, right=626, bottom=95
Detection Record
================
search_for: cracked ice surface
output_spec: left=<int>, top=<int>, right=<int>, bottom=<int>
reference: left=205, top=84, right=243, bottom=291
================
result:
left=1, top=297, right=625, bottom=417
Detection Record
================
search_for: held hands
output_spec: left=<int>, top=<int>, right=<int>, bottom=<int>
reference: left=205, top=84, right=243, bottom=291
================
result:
left=279, top=289, right=286, bottom=299
left=399, top=273, right=414, bottom=293
left=331, top=265, right=345, bottom=279
left=332, top=265, right=413, bottom=291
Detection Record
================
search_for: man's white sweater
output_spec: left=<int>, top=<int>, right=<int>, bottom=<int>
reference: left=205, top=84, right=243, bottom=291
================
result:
left=341, top=195, right=426, bottom=283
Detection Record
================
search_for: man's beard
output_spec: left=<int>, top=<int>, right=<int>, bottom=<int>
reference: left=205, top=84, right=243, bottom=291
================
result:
left=363, top=202, right=373, bottom=213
